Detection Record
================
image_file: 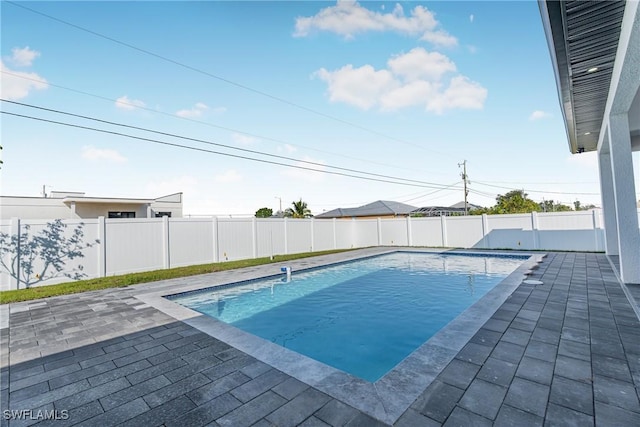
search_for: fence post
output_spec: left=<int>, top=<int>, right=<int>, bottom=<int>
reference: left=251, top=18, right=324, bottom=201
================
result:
left=97, top=216, right=106, bottom=277
left=310, top=218, right=315, bottom=252
left=592, top=209, right=600, bottom=251
left=481, top=214, right=490, bottom=249
left=406, top=216, right=412, bottom=247
left=531, top=211, right=539, bottom=250
left=162, top=216, right=170, bottom=269
left=377, top=218, right=382, bottom=246
left=284, top=217, right=288, bottom=255
left=440, top=215, right=448, bottom=247
left=9, top=218, right=20, bottom=290
left=252, top=217, right=258, bottom=259
left=333, top=218, right=337, bottom=249
left=212, top=217, right=219, bottom=263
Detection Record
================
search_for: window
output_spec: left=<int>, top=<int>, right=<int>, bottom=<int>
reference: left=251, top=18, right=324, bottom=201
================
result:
left=154, top=212, right=172, bottom=218
left=108, top=211, right=136, bottom=219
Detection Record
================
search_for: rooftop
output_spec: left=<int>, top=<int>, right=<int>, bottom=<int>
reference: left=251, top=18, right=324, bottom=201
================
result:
left=315, top=200, right=418, bottom=219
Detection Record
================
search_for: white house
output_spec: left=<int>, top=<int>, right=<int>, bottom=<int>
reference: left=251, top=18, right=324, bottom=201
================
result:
left=0, top=191, right=183, bottom=220
left=540, top=0, right=640, bottom=283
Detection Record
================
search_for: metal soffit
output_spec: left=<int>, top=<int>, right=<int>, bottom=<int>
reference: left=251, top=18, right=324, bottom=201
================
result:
left=540, top=0, right=626, bottom=154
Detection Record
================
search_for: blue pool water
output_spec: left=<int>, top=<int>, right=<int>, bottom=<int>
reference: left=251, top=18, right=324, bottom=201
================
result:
left=170, top=252, right=526, bottom=381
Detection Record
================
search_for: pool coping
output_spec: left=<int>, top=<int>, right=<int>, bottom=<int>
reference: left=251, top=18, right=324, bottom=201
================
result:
left=137, top=248, right=543, bottom=424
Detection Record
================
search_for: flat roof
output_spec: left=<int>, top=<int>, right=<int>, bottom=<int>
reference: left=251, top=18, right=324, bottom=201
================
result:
left=62, top=196, right=153, bottom=205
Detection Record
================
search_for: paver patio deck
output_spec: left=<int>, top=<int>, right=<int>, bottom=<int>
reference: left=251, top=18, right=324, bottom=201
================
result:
left=1, top=249, right=639, bottom=426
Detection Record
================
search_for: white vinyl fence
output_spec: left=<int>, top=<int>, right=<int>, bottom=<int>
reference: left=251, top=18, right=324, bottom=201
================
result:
left=1, top=210, right=632, bottom=291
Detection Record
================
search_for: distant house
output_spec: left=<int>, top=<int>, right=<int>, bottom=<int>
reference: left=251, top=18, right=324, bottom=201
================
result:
left=315, top=200, right=418, bottom=219
left=0, top=191, right=183, bottom=220
left=411, top=201, right=483, bottom=217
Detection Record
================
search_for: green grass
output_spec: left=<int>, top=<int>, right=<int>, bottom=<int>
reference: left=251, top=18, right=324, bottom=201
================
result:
left=0, top=249, right=355, bottom=305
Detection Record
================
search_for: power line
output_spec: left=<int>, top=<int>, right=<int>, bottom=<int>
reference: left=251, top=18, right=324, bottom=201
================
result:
left=2, top=99, right=456, bottom=190
left=475, top=179, right=598, bottom=185
left=6, top=1, right=453, bottom=158
left=472, top=180, right=600, bottom=196
left=2, top=110, right=461, bottom=190
left=400, top=181, right=462, bottom=203
left=1, top=70, right=444, bottom=176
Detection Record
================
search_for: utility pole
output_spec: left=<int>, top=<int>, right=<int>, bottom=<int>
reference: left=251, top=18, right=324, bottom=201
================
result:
left=274, top=196, right=282, bottom=214
left=458, top=160, right=469, bottom=215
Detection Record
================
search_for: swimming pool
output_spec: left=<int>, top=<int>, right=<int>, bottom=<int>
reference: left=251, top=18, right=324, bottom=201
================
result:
left=169, top=251, right=527, bottom=381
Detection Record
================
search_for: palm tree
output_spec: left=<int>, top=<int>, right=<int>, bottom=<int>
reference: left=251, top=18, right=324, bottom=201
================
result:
left=284, top=199, right=312, bottom=218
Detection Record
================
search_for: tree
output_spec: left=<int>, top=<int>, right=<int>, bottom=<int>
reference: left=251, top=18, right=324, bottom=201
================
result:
left=0, top=220, right=99, bottom=289
left=491, top=190, right=541, bottom=214
left=255, top=207, right=273, bottom=218
left=574, top=200, right=597, bottom=211
left=469, top=206, right=490, bottom=215
left=284, top=199, right=312, bottom=218
left=540, top=200, right=572, bottom=212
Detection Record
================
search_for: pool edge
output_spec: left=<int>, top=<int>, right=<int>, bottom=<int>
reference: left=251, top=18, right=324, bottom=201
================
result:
left=136, top=248, right=542, bottom=424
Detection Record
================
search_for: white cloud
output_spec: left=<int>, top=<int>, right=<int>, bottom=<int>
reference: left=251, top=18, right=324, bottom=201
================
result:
left=9, top=46, right=40, bottom=67
left=314, top=48, right=486, bottom=113
left=426, top=76, right=487, bottom=114
left=470, top=14, right=474, bottom=23
left=314, top=64, right=398, bottom=110
left=232, top=133, right=260, bottom=145
left=214, top=169, right=242, bottom=183
left=115, top=95, right=146, bottom=110
left=81, top=146, right=127, bottom=163
left=387, top=48, right=456, bottom=82
left=0, top=60, right=48, bottom=100
left=281, top=157, right=326, bottom=182
left=294, top=1, right=457, bottom=47
left=380, top=80, right=438, bottom=111
left=176, top=102, right=208, bottom=118
left=529, top=110, right=551, bottom=121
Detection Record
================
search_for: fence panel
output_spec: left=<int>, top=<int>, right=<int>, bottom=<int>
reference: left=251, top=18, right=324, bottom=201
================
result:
left=313, top=220, right=335, bottom=251
left=106, top=218, right=164, bottom=275
left=335, top=220, right=354, bottom=249
left=410, top=218, right=444, bottom=247
left=168, top=218, right=214, bottom=267
left=380, top=218, right=408, bottom=246
left=537, top=211, right=595, bottom=230
left=446, top=216, right=484, bottom=248
left=487, top=214, right=533, bottom=231
left=0, top=221, right=10, bottom=290
left=217, top=218, right=253, bottom=261
left=0, top=219, right=101, bottom=290
left=256, top=219, right=286, bottom=257
left=287, top=219, right=313, bottom=254
left=353, top=219, right=378, bottom=248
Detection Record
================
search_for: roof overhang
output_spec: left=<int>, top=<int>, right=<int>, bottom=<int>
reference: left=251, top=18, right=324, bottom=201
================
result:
left=62, top=197, right=153, bottom=205
left=539, top=0, right=626, bottom=154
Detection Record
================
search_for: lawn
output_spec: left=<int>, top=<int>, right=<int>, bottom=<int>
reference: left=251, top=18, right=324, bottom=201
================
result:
left=0, top=249, right=354, bottom=304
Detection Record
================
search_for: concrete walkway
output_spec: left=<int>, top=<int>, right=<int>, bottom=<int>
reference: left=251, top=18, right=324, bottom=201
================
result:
left=1, top=251, right=639, bottom=426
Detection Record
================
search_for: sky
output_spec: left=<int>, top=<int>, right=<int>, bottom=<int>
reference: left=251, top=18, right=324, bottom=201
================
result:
left=1, top=0, right=639, bottom=217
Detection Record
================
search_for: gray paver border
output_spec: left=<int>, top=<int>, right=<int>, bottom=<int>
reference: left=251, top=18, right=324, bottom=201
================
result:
left=138, top=248, right=542, bottom=424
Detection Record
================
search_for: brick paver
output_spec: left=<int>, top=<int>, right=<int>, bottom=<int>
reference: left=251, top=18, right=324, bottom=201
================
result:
left=1, top=251, right=639, bottom=426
